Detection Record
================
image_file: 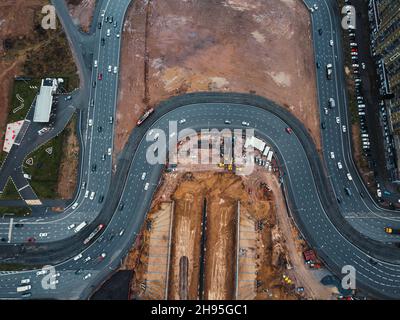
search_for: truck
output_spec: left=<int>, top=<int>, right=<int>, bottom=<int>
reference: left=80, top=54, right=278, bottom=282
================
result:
left=329, top=98, right=336, bottom=108
left=384, top=227, right=400, bottom=235
left=17, top=285, right=31, bottom=293
left=137, top=108, right=154, bottom=126
left=326, top=63, right=333, bottom=80
left=83, top=224, right=105, bottom=245
left=74, top=221, right=88, bottom=233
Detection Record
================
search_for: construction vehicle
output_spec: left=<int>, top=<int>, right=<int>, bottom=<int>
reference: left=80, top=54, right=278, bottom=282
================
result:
left=384, top=227, right=400, bottom=235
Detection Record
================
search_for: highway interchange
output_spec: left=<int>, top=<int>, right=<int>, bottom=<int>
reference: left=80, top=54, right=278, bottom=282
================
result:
left=1, top=0, right=400, bottom=299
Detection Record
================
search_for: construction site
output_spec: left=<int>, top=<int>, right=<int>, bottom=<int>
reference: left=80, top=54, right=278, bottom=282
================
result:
left=123, top=134, right=336, bottom=300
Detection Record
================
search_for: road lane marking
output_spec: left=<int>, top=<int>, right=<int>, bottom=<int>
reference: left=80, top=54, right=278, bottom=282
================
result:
left=8, top=218, right=13, bottom=243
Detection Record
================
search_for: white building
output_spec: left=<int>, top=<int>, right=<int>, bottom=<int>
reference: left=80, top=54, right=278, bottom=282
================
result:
left=33, top=78, right=58, bottom=123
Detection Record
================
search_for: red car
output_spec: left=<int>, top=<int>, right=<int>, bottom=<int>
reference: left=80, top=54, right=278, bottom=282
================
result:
left=285, top=127, right=293, bottom=134
left=98, top=73, right=103, bottom=80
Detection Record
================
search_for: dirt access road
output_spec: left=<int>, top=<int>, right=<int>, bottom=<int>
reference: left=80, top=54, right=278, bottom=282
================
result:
left=115, top=0, right=320, bottom=158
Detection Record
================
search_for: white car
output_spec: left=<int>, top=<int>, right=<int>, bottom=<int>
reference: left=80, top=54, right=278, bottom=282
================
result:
left=313, top=3, right=318, bottom=10
left=324, top=108, right=328, bottom=115
left=108, top=148, right=112, bottom=156
left=88, top=119, right=93, bottom=127
left=83, top=273, right=92, bottom=280
left=72, top=202, right=78, bottom=210
left=73, top=254, right=83, bottom=261
left=153, top=133, right=160, bottom=141
left=108, top=65, right=112, bottom=72
left=50, top=279, right=59, bottom=285
left=241, top=121, right=250, bottom=127
left=330, top=152, right=335, bottom=159
left=119, top=229, right=125, bottom=236
left=113, top=66, right=118, bottom=74
left=342, top=125, right=347, bottom=133
left=36, top=270, right=47, bottom=276
left=179, top=119, right=186, bottom=124
left=84, top=256, right=91, bottom=263
left=67, top=224, right=76, bottom=230
left=106, top=29, right=111, bottom=37
left=377, top=189, right=382, bottom=198
left=347, top=173, right=353, bottom=181
left=141, top=172, right=147, bottom=181
left=94, top=60, right=98, bottom=68
left=39, top=233, right=48, bottom=238
left=329, top=39, right=334, bottom=46
left=116, top=33, right=120, bottom=38
left=84, top=190, right=89, bottom=198
left=337, top=162, right=343, bottom=169
left=144, top=183, right=150, bottom=191
left=336, top=117, right=340, bottom=124
left=90, top=191, right=96, bottom=201
left=21, top=279, right=30, bottom=284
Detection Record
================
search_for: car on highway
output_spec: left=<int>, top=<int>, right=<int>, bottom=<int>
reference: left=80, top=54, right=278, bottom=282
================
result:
left=84, top=190, right=89, bottom=198
left=91, top=164, right=97, bottom=172
left=88, top=119, right=93, bottom=127
left=321, top=122, right=326, bottom=130
left=109, top=116, right=114, bottom=124
left=179, top=119, right=186, bottom=124
left=72, top=202, right=78, bottom=210
left=342, top=125, right=347, bottom=133
left=98, top=73, right=103, bottom=81
left=21, top=279, right=30, bottom=285
left=344, top=187, right=352, bottom=196
left=337, top=162, right=343, bottom=170
left=141, top=172, right=147, bottom=180
left=241, top=121, right=250, bottom=127
left=330, top=152, right=335, bottom=159
left=108, top=148, right=112, bottom=156
left=84, top=256, right=91, bottom=263
left=36, top=270, right=47, bottom=276
left=224, top=120, right=231, bottom=124
left=75, top=269, right=83, bottom=275
left=144, top=182, right=150, bottom=190
left=99, top=253, right=107, bottom=261
left=94, top=60, right=98, bottom=68
left=118, top=202, right=125, bottom=211
left=67, top=224, right=76, bottom=230
left=377, top=189, right=382, bottom=198
left=73, top=253, right=83, bottom=261
left=90, top=191, right=96, bottom=200
left=98, top=195, right=104, bottom=203
left=98, top=126, right=103, bottom=133
left=106, top=29, right=111, bottom=37
left=347, top=173, right=353, bottom=181
left=336, top=117, right=340, bottom=124
left=285, top=127, right=292, bottom=134
left=15, top=224, right=24, bottom=228
left=329, top=39, right=334, bottom=46
left=113, top=21, right=118, bottom=28
left=21, top=292, right=32, bottom=298
left=39, top=233, right=48, bottom=238
left=108, top=65, right=112, bottom=72
left=119, top=229, right=125, bottom=236
left=113, top=66, right=118, bottom=74
left=116, top=33, right=120, bottom=38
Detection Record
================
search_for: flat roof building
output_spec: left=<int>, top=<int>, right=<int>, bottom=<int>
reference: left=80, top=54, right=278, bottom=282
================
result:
left=33, top=78, right=58, bottom=123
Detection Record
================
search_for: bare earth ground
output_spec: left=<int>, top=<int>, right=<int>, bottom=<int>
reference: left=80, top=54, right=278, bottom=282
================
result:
left=127, top=168, right=333, bottom=300
left=67, top=0, right=96, bottom=33
left=0, top=0, right=45, bottom=146
left=57, top=117, right=80, bottom=199
left=115, top=0, right=320, bottom=157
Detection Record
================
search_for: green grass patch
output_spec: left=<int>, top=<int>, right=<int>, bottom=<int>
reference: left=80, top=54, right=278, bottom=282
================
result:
left=0, top=178, right=21, bottom=200
left=0, top=207, right=31, bottom=217
left=24, top=134, right=63, bottom=199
